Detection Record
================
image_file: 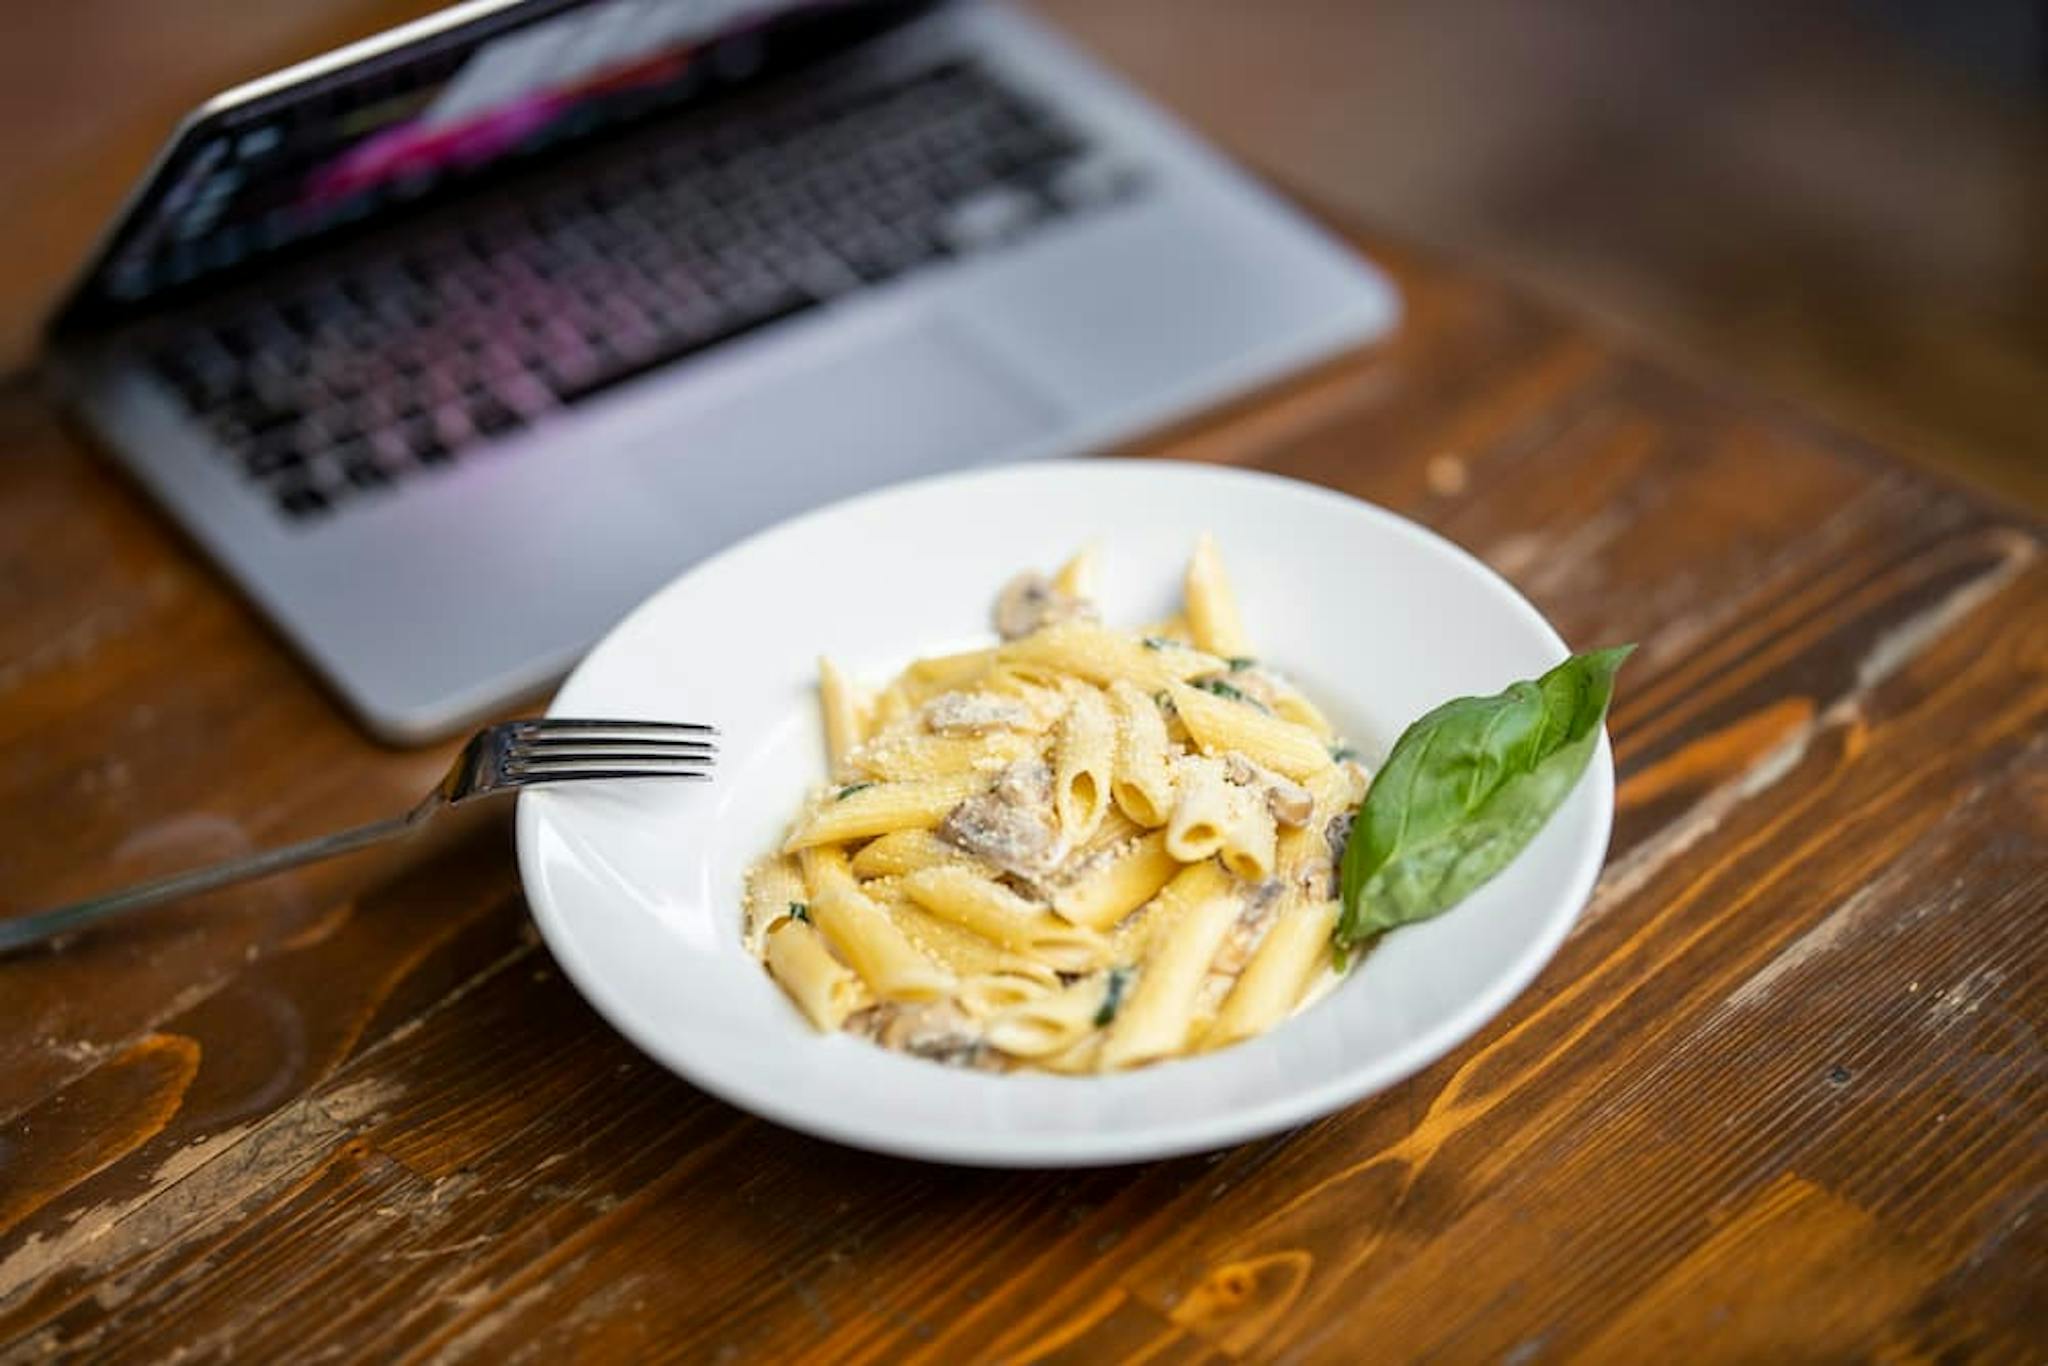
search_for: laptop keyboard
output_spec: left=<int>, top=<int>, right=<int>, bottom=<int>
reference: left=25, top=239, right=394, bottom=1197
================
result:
left=145, top=59, right=1144, bottom=522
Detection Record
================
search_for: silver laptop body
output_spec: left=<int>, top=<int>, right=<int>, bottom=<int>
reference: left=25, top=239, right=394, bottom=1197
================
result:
left=44, top=0, right=1398, bottom=741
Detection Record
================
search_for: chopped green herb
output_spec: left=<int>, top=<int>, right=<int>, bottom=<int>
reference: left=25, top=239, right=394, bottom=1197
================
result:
left=1094, top=968, right=1132, bottom=1027
left=1190, top=677, right=1270, bottom=712
left=1226, top=656, right=1258, bottom=672
left=1152, top=690, right=1175, bottom=711
left=787, top=901, right=810, bottom=924
left=1140, top=635, right=1173, bottom=651
left=1329, top=744, right=1360, bottom=763
left=834, top=781, right=875, bottom=800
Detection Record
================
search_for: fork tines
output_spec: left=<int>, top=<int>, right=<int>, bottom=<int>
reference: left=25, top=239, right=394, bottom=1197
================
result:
left=517, top=718, right=718, bottom=738
left=506, top=718, right=717, bottom=784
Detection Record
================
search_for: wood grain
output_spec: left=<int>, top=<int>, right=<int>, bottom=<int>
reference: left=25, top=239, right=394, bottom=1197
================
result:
left=1, top=23, right=2045, bottom=1365
left=2, top=216, right=2040, bottom=1360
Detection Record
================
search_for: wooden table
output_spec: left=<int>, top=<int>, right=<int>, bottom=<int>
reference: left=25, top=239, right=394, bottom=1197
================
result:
left=2, top=205, right=2042, bottom=1359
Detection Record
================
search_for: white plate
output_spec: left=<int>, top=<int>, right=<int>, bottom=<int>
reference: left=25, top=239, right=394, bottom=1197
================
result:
left=517, top=460, right=1613, bottom=1166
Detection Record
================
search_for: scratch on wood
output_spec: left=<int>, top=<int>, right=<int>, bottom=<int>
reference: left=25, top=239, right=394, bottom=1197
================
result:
left=1924, top=965, right=2006, bottom=1033
left=1580, top=718, right=1815, bottom=932
left=1718, top=859, right=1921, bottom=1012
left=1853, top=528, right=2035, bottom=694
left=423, top=1260, right=584, bottom=1364
left=0, top=1093, right=348, bottom=1311
left=316, top=1075, right=406, bottom=1128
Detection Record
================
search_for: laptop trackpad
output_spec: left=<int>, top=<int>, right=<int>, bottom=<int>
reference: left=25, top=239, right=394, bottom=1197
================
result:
left=643, top=318, right=1060, bottom=542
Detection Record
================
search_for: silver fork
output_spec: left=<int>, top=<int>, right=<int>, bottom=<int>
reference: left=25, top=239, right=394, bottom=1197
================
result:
left=0, top=718, right=715, bottom=954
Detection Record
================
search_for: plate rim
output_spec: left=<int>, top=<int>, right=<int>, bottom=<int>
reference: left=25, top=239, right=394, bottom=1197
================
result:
left=516, top=457, right=1614, bottom=1166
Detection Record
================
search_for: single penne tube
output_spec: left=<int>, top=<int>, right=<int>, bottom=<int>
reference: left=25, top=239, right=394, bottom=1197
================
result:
left=999, top=621, right=1226, bottom=695
left=985, top=972, right=1117, bottom=1059
left=959, top=963, right=1063, bottom=1020
left=1036, top=1033, right=1107, bottom=1075
left=817, top=656, right=866, bottom=774
left=1208, top=897, right=1339, bottom=1048
left=1052, top=544, right=1101, bottom=599
left=1266, top=684, right=1336, bottom=740
left=765, top=918, right=868, bottom=1030
left=1052, top=830, right=1181, bottom=931
left=852, top=730, right=1038, bottom=782
left=1101, top=862, right=1243, bottom=1068
left=798, top=848, right=954, bottom=1001
left=1168, top=681, right=1333, bottom=781
left=869, top=680, right=916, bottom=731
left=1218, top=793, right=1278, bottom=883
left=1165, top=756, right=1234, bottom=862
left=1082, top=805, right=1144, bottom=855
left=782, top=772, right=986, bottom=851
left=1054, top=686, right=1115, bottom=844
left=902, top=647, right=1000, bottom=700
left=1184, top=532, right=1250, bottom=658
left=1108, top=679, right=1176, bottom=827
left=889, top=901, right=1017, bottom=977
left=742, top=855, right=809, bottom=952
left=901, top=865, right=1110, bottom=971
left=849, top=828, right=985, bottom=880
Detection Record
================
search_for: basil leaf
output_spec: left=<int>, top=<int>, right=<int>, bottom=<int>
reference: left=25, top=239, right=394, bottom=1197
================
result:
left=1336, top=645, right=1633, bottom=949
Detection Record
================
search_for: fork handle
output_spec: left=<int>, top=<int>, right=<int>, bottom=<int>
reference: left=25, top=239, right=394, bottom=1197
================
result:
left=0, top=810, right=428, bottom=953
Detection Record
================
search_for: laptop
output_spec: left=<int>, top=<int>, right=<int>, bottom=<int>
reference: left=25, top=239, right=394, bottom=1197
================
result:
left=43, top=0, right=1399, bottom=742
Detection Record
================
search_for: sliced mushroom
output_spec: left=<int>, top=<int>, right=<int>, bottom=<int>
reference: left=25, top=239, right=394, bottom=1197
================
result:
left=940, top=758, right=1062, bottom=879
left=1211, top=879, right=1288, bottom=975
left=992, top=570, right=1099, bottom=640
left=924, top=691, right=1033, bottom=735
left=1222, top=752, right=1315, bottom=827
left=1325, top=808, right=1356, bottom=863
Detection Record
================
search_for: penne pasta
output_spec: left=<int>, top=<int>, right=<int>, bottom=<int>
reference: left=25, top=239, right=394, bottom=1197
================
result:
left=985, top=972, right=1120, bottom=1058
left=782, top=772, right=986, bottom=851
left=959, top=963, right=1064, bottom=1019
left=1184, top=532, right=1249, bottom=657
left=852, top=730, right=1038, bottom=782
left=1267, top=684, right=1335, bottom=739
left=1108, top=679, right=1176, bottom=827
left=799, top=848, right=954, bottom=1002
left=1165, top=756, right=1235, bottom=863
left=746, top=537, right=1370, bottom=1072
left=743, top=855, right=808, bottom=953
left=849, top=828, right=986, bottom=880
left=817, top=656, right=866, bottom=775
left=1168, top=681, right=1333, bottom=781
left=1051, top=544, right=1101, bottom=599
left=765, top=918, right=868, bottom=1031
left=1101, top=861, right=1243, bottom=1068
left=1053, top=686, right=1115, bottom=845
left=1207, top=897, right=1339, bottom=1048
left=1052, top=830, right=1182, bottom=931
left=901, top=865, right=1110, bottom=972
left=1218, top=792, right=1279, bottom=883
left=902, top=647, right=1000, bottom=700
left=1000, top=620, right=1226, bottom=695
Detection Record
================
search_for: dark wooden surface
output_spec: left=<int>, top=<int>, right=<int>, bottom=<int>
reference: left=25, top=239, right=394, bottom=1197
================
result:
left=2, top=202, right=2044, bottom=1357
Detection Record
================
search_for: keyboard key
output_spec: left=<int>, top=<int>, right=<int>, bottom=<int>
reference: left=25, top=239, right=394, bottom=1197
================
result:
left=276, top=483, right=331, bottom=519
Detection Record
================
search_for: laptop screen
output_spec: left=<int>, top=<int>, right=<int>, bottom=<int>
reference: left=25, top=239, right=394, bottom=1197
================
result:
left=54, top=0, right=929, bottom=333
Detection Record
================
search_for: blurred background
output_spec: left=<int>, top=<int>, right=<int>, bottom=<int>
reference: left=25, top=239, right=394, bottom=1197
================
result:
left=4, top=0, right=2044, bottom=511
